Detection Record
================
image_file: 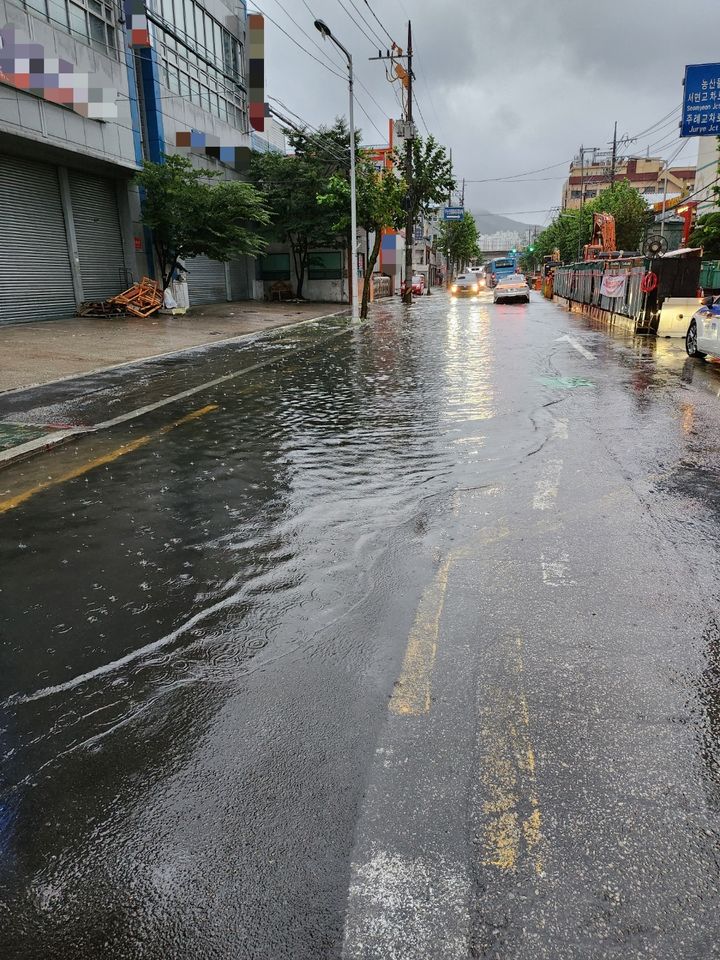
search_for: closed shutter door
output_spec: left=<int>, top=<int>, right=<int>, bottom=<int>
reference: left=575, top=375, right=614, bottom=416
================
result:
left=69, top=171, right=126, bottom=301
left=0, top=155, right=76, bottom=324
left=185, top=255, right=228, bottom=304
left=228, top=257, right=250, bottom=300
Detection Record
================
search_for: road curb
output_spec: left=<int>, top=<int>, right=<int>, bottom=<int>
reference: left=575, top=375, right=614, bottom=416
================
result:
left=0, top=308, right=354, bottom=471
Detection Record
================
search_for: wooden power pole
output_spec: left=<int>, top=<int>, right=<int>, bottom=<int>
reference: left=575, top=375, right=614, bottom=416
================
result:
left=610, top=121, right=618, bottom=191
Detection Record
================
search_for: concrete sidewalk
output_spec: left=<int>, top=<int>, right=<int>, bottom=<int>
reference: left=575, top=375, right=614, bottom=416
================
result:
left=0, top=301, right=350, bottom=468
left=0, top=300, right=340, bottom=394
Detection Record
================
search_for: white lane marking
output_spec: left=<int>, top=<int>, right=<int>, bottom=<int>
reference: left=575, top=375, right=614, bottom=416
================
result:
left=550, top=416, right=568, bottom=440
left=342, top=850, right=470, bottom=959
left=532, top=459, right=563, bottom=511
left=541, top=550, right=575, bottom=587
left=555, top=334, right=595, bottom=361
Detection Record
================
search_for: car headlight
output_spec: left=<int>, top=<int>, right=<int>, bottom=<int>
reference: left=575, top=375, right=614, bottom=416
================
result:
left=451, top=284, right=458, bottom=292
left=472, top=285, right=479, bottom=292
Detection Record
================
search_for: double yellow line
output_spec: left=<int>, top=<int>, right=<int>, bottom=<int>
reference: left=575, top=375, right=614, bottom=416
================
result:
left=0, top=404, right=218, bottom=516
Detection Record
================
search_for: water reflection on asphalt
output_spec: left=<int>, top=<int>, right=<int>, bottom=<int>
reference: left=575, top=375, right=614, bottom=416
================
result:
left=2, top=293, right=720, bottom=957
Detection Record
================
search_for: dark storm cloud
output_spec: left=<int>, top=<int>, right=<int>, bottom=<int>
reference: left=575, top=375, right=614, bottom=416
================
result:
left=262, top=0, right=720, bottom=225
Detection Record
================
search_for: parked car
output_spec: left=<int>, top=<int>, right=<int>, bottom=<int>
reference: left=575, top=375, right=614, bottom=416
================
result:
left=493, top=273, right=530, bottom=304
left=450, top=274, right=480, bottom=298
left=685, top=295, right=720, bottom=359
left=401, top=275, right=426, bottom=296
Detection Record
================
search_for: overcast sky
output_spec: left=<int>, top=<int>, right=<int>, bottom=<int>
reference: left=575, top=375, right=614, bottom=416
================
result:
left=258, top=0, right=720, bottom=228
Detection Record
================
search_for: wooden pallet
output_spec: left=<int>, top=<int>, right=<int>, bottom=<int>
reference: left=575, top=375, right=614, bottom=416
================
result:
left=109, top=277, right=163, bottom=317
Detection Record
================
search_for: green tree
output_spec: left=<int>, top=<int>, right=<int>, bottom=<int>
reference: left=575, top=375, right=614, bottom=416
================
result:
left=408, top=135, right=456, bottom=218
left=319, top=155, right=406, bottom=318
left=250, top=120, right=351, bottom=298
left=438, top=211, right=481, bottom=274
left=690, top=213, right=720, bottom=258
left=135, top=154, right=269, bottom=289
left=533, top=181, right=651, bottom=265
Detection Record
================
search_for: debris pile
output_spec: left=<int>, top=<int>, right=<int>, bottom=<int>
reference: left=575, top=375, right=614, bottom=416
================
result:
left=78, top=278, right=163, bottom=319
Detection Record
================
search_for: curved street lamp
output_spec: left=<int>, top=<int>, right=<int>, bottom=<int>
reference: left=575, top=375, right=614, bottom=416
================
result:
left=314, top=19, right=360, bottom=322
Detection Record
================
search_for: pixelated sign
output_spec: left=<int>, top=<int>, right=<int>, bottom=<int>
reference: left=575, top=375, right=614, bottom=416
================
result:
left=0, top=24, right=117, bottom=118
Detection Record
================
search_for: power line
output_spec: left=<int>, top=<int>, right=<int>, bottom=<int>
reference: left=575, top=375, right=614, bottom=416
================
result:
left=462, top=159, right=573, bottom=183
left=338, top=0, right=381, bottom=48
left=253, top=3, right=346, bottom=80
left=263, top=0, right=346, bottom=71
left=362, top=0, right=395, bottom=45
left=344, top=0, right=385, bottom=47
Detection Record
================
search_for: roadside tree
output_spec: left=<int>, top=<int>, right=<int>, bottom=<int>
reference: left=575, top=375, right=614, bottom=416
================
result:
left=533, top=181, right=651, bottom=264
left=690, top=213, right=720, bottom=258
left=135, top=155, right=269, bottom=289
left=319, top=156, right=406, bottom=318
left=250, top=120, right=352, bottom=299
left=438, top=211, right=481, bottom=274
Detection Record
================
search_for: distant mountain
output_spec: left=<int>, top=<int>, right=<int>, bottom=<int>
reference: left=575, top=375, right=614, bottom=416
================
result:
left=470, top=208, right=541, bottom=236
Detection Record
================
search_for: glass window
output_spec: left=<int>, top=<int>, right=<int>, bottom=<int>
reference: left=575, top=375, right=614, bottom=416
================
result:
left=179, top=71, right=190, bottom=97
left=260, top=254, right=291, bottom=281
left=213, top=22, right=222, bottom=65
left=26, top=0, right=48, bottom=16
left=88, top=0, right=101, bottom=14
left=69, top=2, right=89, bottom=38
left=190, top=77, right=201, bottom=105
left=308, top=252, right=343, bottom=281
left=47, top=0, right=70, bottom=29
left=89, top=12, right=106, bottom=45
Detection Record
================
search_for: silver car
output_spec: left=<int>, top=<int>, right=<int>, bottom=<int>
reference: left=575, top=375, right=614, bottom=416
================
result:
left=493, top=273, right=530, bottom=304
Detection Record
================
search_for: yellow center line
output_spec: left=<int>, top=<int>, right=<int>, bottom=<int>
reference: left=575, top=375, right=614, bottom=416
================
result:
left=0, top=403, right=219, bottom=516
left=389, top=556, right=452, bottom=716
left=480, top=639, right=545, bottom=877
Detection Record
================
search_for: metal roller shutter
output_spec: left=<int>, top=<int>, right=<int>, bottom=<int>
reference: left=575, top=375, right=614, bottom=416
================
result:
left=185, top=255, right=228, bottom=304
left=0, top=155, right=76, bottom=324
left=69, top=171, right=126, bottom=301
left=228, top=257, right=251, bottom=300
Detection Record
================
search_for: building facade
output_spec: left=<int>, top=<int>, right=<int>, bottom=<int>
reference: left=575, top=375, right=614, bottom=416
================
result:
left=561, top=151, right=696, bottom=211
left=695, top=136, right=720, bottom=218
left=0, top=0, right=272, bottom=323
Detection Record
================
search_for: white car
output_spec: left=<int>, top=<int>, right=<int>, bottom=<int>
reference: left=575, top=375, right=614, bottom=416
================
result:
left=685, top=296, right=720, bottom=359
left=493, top=273, right=530, bottom=304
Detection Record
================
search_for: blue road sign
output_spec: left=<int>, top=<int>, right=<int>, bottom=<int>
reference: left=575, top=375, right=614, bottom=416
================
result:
left=443, top=206, right=464, bottom=221
left=681, top=62, right=720, bottom=137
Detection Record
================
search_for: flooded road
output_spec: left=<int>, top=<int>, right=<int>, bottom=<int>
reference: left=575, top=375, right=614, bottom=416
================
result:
left=2, top=292, right=720, bottom=958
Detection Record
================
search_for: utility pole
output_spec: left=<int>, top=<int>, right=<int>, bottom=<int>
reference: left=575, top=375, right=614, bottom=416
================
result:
left=403, top=21, right=413, bottom=304
left=579, top=144, right=585, bottom=208
left=369, top=31, right=414, bottom=301
left=610, top=121, right=618, bottom=191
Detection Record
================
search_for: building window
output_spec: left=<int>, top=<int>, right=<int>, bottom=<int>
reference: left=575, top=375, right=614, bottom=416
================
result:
left=570, top=190, right=583, bottom=199
left=9, top=0, right=119, bottom=55
left=151, top=7, right=246, bottom=129
left=260, top=254, right=291, bottom=281
left=308, top=251, right=343, bottom=281
left=585, top=190, right=597, bottom=198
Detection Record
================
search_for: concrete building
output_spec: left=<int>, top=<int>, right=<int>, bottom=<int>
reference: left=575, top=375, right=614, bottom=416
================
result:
left=695, top=136, right=720, bottom=217
left=0, top=0, right=274, bottom=323
left=561, top=151, right=696, bottom=210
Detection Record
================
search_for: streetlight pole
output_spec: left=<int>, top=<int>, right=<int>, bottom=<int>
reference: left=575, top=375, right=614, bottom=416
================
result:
left=315, top=19, right=359, bottom=322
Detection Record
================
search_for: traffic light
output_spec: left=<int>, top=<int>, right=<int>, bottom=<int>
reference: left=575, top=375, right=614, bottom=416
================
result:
left=528, top=245, right=535, bottom=252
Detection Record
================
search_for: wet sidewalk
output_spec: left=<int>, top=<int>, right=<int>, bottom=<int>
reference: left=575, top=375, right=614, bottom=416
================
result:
left=0, top=301, right=349, bottom=467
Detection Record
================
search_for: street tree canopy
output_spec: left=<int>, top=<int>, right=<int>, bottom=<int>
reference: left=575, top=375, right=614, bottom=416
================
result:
left=250, top=120, right=351, bottom=298
left=135, top=154, right=269, bottom=289
left=438, top=211, right=481, bottom=274
left=406, top=135, right=456, bottom=219
left=532, top=181, right=652, bottom=264
left=690, top=213, right=720, bottom=258
left=319, top=155, right=406, bottom=318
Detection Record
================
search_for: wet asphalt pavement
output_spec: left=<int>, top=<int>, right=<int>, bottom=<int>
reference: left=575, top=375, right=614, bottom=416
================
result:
left=2, top=291, right=720, bottom=958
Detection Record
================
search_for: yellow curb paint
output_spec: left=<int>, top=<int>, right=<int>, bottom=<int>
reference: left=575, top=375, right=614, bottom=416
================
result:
left=389, top=556, right=452, bottom=717
left=0, top=403, right=219, bottom=516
